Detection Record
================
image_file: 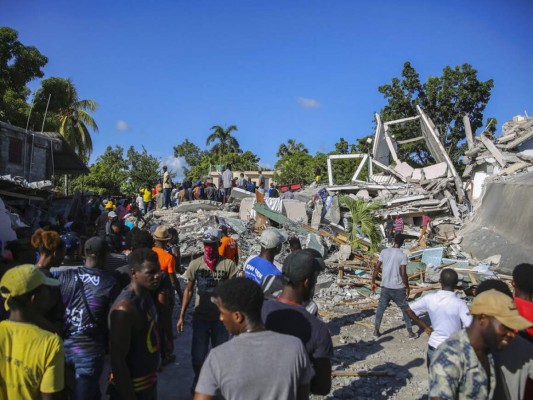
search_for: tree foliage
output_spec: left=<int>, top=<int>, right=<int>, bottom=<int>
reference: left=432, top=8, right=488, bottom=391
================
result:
left=379, top=62, right=494, bottom=168
left=206, top=125, right=241, bottom=164
left=340, top=196, right=382, bottom=254
left=70, top=145, right=160, bottom=195
left=274, top=140, right=314, bottom=184
left=174, top=126, right=259, bottom=182
left=33, top=77, right=98, bottom=161
left=0, top=27, right=48, bottom=127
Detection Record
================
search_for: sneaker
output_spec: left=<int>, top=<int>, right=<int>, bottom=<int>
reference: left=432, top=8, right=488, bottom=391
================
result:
left=161, top=207, right=167, bottom=210
left=408, top=331, right=417, bottom=339
left=373, top=329, right=381, bottom=338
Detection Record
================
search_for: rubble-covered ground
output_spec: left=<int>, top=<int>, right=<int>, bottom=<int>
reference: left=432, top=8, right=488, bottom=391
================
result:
left=156, top=266, right=431, bottom=400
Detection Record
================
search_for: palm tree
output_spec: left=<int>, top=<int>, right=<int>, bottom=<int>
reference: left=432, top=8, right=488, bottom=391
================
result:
left=276, top=139, right=309, bottom=158
left=36, top=77, right=98, bottom=162
left=206, top=125, right=240, bottom=164
left=340, top=195, right=382, bottom=253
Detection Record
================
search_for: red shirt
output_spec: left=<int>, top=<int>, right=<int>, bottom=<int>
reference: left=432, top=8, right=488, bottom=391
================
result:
left=515, top=297, right=533, bottom=338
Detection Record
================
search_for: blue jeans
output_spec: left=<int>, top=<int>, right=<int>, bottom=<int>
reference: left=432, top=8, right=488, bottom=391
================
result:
left=163, top=188, right=172, bottom=208
left=374, top=287, right=412, bottom=331
left=65, top=351, right=105, bottom=400
left=191, top=318, right=229, bottom=377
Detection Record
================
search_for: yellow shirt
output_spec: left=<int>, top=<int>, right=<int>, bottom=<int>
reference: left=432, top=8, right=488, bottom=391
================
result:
left=142, top=188, right=152, bottom=202
left=0, top=320, right=64, bottom=399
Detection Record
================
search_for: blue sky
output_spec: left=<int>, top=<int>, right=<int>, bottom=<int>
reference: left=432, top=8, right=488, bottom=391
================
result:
left=2, top=0, right=532, bottom=177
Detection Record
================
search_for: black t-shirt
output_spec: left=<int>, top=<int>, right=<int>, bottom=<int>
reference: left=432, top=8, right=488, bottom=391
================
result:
left=261, top=299, right=333, bottom=361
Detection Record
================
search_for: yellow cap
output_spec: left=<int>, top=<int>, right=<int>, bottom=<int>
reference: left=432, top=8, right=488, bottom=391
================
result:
left=470, top=289, right=532, bottom=331
left=0, top=264, right=59, bottom=310
left=105, top=201, right=114, bottom=209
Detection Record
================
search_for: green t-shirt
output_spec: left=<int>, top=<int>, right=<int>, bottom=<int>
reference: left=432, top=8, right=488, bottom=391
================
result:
left=184, top=257, right=238, bottom=320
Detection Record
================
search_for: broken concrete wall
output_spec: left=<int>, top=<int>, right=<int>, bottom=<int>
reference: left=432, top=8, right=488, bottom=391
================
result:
left=460, top=171, right=533, bottom=274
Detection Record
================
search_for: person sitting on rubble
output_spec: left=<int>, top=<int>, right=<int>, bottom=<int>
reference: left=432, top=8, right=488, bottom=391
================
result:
left=429, top=289, right=531, bottom=400
left=261, top=250, right=333, bottom=396
left=372, top=234, right=416, bottom=339
left=267, top=182, right=280, bottom=198
left=194, top=278, right=314, bottom=400
left=205, top=183, right=216, bottom=201
left=283, top=187, right=295, bottom=199
left=243, top=228, right=286, bottom=287
left=218, top=225, right=239, bottom=265
left=247, top=180, right=256, bottom=193
left=406, top=268, right=472, bottom=366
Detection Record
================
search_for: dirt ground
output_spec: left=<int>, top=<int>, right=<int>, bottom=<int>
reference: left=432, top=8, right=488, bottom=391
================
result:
left=155, top=275, right=431, bottom=400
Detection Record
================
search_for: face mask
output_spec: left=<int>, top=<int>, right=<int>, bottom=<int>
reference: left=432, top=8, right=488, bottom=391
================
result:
left=203, top=244, right=219, bottom=270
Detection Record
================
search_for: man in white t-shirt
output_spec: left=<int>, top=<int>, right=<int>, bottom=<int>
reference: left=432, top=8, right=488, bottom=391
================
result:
left=221, top=164, right=233, bottom=204
left=372, top=235, right=416, bottom=338
left=195, top=277, right=313, bottom=400
left=408, top=268, right=472, bottom=366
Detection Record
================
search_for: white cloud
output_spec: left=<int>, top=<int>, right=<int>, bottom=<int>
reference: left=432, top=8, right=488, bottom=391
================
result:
left=296, top=97, right=320, bottom=108
left=258, top=162, right=273, bottom=170
left=115, top=120, right=129, bottom=131
left=161, top=156, right=187, bottom=180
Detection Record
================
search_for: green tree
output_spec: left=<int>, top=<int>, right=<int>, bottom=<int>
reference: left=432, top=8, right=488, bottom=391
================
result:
left=276, top=139, right=309, bottom=158
left=71, top=146, right=128, bottom=195
left=340, top=196, right=382, bottom=253
left=126, top=146, right=160, bottom=190
left=34, top=77, right=98, bottom=161
left=379, top=62, right=494, bottom=168
left=0, top=27, right=48, bottom=126
left=206, top=125, right=240, bottom=163
left=173, top=139, right=209, bottom=177
left=274, top=151, right=314, bottom=185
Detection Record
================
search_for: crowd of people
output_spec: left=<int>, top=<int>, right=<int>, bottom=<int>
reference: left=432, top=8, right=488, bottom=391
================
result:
left=0, top=172, right=532, bottom=399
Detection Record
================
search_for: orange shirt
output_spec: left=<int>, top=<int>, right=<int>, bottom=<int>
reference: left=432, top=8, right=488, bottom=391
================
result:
left=152, top=247, right=176, bottom=274
left=218, top=236, right=238, bottom=263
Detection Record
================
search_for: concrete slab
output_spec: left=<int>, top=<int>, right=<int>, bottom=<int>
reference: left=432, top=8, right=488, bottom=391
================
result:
left=423, top=162, right=448, bottom=179
left=239, top=198, right=255, bottom=220
left=176, top=200, right=221, bottom=212
left=282, top=199, right=307, bottom=223
left=394, top=161, right=414, bottom=178
left=354, top=189, right=370, bottom=200
left=229, top=187, right=254, bottom=201
left=412, top=168, right=422, bottom=181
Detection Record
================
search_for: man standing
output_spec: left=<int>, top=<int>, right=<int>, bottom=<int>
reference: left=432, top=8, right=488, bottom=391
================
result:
left=262, top=251, right=333, bottom=395
left=109, top=248, right=161, bottom=400
left=372, top=235, right=416, bottom=338
left=243, top=228, right=286, bottom=285
left=0, top=264, right=65, bottom=399
left=177, top=227, right=238, bottom=387
left=237, top=173, right=248, bottom=190
left=283, top=188, right=295, bottom=199
left=142, top=185, right=153, bottom=214
left=512, top=263, right=533, bottom=339
left=218, top=225, right=239, bottom=264
left=267, top=183, right=280, bottom=198
left=384, top=215, right=394, bottom=244
left=408, top=268, right=472, bottom=365
left=393, top=214, right=404, bottom=236
left=429, top=289, right=531, bottom=400
left=54, top=237, right=120, bottom=400
left=258, top=170, right=266, bottom=187
left=162, top=166, right=172, bottom=210
left=221, top=164, right=233, bottom=203
left=419, top=210, right=431, bottom=245
left=194, top=278, right=314, bottom=400
left=152, top=225, right=182, bottom=365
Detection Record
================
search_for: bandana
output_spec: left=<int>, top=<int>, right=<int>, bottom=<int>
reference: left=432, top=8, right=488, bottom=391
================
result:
left=203, top=244, right=219, bottom=271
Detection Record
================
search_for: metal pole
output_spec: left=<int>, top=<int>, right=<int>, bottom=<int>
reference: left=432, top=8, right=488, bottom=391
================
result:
left=40, top=94, right=51, bottom=134
left=23, top=90, right=38, bottom=180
